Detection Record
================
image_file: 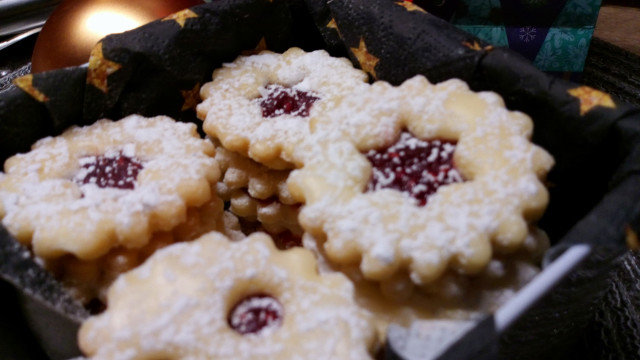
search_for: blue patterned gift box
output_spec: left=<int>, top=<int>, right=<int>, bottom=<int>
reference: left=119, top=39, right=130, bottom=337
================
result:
left=421, top=0, right=602, bottom=75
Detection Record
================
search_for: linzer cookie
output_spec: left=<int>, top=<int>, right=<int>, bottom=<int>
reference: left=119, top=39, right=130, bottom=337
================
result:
left=44, top=195, right=243, bottom=307
left=303, top=226, right=547, bottom=341
left=78, top=232, right=379, bottom=359
left=197, top=47, right=368, bottom=169
left=288, top=75, right=554, bottom=285
left=227, top=190, right=302, bottom=236
left=0, top=114, right=220, bottom=260
left=213, top=141, right=296, bottom=204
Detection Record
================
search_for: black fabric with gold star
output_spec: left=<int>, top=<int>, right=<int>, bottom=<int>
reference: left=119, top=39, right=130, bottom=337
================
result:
left=0, top=67, right=86, bottom=160
left=82, top=0, right=293, bottom=122
left=1, top=0, right=640, bottom=359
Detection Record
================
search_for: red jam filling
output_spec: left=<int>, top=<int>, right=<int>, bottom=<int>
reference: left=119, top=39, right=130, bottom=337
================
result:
left=365, top=132, right=464, bottom=206
left=228, top=294, right=283, bottom=335
left=74, top=152, right=143, bottom=190
left=259, top=84, right=319, bottom=118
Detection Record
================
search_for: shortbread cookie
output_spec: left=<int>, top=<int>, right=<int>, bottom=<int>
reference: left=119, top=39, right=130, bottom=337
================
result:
left=0, top=115, right=219, bottom=260
left=47, top=195, right=244, bottom=308
left=303, top=227, right=546, bottom=339
left=214, top=142, right=296, bottom=204
left=227, top=190, right=302, bottom=235
left=416, top=226, right=549, bottom=312
left=78, top=232, right=379, bottom=360
left=302, top=233, right=432, bottom=339
left=288, top=76, right=554, bottom=285
left=197, top=47, right=368, bottom=169
left=172, top=195, right=245, bottom=243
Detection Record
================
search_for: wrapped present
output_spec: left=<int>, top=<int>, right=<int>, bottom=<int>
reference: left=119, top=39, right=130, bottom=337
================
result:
left=414, top=0, right=602, bottom=77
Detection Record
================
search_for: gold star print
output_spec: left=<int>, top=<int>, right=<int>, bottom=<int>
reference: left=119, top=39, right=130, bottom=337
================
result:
left=350, top=38, right=380, bottom=79
left=326, top=18, right=341, bottom=37
left=396, top=1, right=427, bottom=12
left=87, top=42, right=122, bottom=93
left=568, top=86, right=616, bottom=116
left=241, top=37, right=268, bottom=56
left=181, top=83, right=201, bottom=111
left=626, top=226, right=639, bottom=251
left=462, top=40, right=493, bottom=52
left=162, top=9, right=198, bottom=28
left=13, top=75, right=49, bottom=102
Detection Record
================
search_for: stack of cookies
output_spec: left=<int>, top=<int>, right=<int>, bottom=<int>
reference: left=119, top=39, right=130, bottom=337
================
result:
left=0, top=48, right=554, bottom=359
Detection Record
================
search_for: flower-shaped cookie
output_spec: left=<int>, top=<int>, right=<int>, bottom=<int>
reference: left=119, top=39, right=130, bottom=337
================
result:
left=288, top=76, right=554, bottom=285
left=197, top=47, right=368, bottom=169
left=47, top=195, right=243, bottom=307
left=213, top=141, right=296, bottom=204
left=78, top=232, right=379, bottom=359
left=227, top=189, right=302, bottom=235
left=302, top=227, right=545, bottom=341
left=0, top=115, right=219, bottom=260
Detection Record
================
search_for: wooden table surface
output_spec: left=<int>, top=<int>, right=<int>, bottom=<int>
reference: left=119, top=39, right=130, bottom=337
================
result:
left=594, top=5, right=640, bottom=56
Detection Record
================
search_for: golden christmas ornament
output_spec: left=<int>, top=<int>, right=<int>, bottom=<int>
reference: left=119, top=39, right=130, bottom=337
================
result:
left=31, top=0, right=203, bottom=73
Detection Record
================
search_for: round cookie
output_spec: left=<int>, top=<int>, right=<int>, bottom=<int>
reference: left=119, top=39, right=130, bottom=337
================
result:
left=78, top=232, right=379, bottom=360
left=288, top=75, right=554, bottom=285
left=197, top=47, right=369, bottom=169
left=0, top=115, right=219, bottom=260
left=302, top=227, right=547, bottom=340
left=47, top=195, right=244, bottom=308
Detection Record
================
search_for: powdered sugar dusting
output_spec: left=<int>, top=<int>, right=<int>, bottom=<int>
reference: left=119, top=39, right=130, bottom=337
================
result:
left=197, top=47, right=368, bottom=167
left=74, top=152, right=143, bottom=190
left=291, top=74, right=554, bottom=284
left=78, top=232, right=378, bottom=359
left=257, top=84, right=319, bottom=118
left=0, top=114, right=219, bottom=260
left=228, top=294, right=283, bottom=335
left=365, top=132, right=463, bottom=206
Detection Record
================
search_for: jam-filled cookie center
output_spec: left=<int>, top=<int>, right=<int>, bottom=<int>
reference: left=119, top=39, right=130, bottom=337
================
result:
left=74, top=152, right=144, bottom=190
left=228, top=294, right=283, bottom=335
left=259, top=84, right=319, bottom=118
left=365, top=131, right=464, bottom=206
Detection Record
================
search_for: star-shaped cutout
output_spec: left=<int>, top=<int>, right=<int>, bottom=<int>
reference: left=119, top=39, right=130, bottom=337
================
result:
left=396, top=1, right=427, bottom=12
left=162, top=9, right=198, bottom=28
left=462, top=40, right=493, bottom=52
left=567, top=86, right=616, bottom=116
left=181, top=83, right=201, bottom=111
left=87, top=42, right=123, bottom=93
left=350, top=38, right=380, bottom=79
left=626, top=226, right=639, bottom=250
left=13, top=75, right=49, bottom=102
left=241, top=37, right=268, bottom=56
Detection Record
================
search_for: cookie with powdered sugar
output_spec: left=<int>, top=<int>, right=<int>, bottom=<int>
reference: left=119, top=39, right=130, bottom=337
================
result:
left=78, top=232, right=379, bottom=359
left=302, top=227, right=548, bottom=341
left=227, top=189, right=302, bottom=236
left=0, top=115, right=219, bottom=261
left=213, top=141, right=296, bottom=205
left=288, top=75, right=554, bottom=285
left=197, top=47, right=368, bottom=169
left=45, top=195, right=243, bottom=308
